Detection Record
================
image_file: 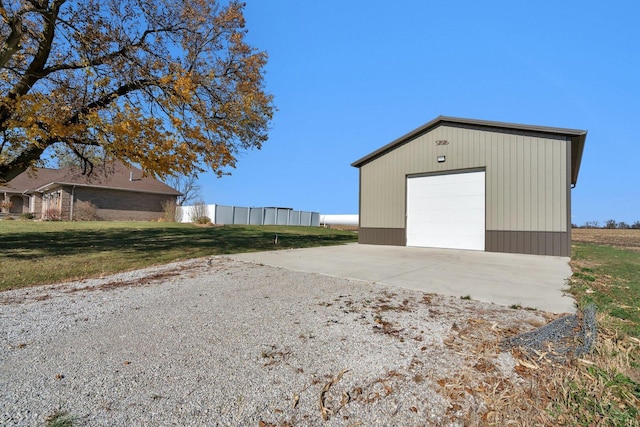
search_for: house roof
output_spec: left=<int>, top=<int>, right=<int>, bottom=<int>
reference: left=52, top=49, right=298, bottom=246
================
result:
left=351, top=116, right=588, bottom=186
left=1, top=162, right=182, bottom=196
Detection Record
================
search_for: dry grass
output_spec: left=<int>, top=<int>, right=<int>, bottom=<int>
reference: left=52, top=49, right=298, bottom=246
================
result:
left=421, top=230, right=640, bottom=425
left=573, top=228, right=640, bottom=252
left=428, top=311, right=640, bottom=426
left=522, top=317, right=639, bottom=426
left=321, top=224, right=359, bottom=232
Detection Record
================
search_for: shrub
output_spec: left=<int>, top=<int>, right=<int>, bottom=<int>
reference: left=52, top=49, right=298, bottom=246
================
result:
left=161, top=200, right=180, bottom=222
left=74, top=201, right=98, bottom=221
left=189, top=201, right=211, bottom=224
left=194, top=215, right=211, bottom=225
left=19, top=212, right=35, bottom=220
left=43, top=208, right=61, bottom=221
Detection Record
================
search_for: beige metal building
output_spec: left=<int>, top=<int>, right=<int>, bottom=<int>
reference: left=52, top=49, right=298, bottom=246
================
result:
left=351, top=116, right=587, bottom=256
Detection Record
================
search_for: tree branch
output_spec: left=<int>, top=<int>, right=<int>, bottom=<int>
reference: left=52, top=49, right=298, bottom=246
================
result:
left=0, top=7, right=24, bottom=69
left=0, top=0, right=66, bottom=126
left=0, top=77, right=153, bottom=182
left=40, top=25, right=182, bottom=76
left=67, top=142, right=94, bottom=175
left=6, top=0, right=66, bottom=98
left=0, top=142, right=46, bottom=183
left=66, top=78, right=151, bottom=125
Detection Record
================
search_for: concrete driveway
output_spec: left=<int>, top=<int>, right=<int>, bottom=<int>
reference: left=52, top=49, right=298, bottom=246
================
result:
left=228, top=243, right=575, bottom=313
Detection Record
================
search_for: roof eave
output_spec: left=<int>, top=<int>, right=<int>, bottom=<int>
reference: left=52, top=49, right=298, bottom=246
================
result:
left=32, top=181, right=182, bottom=196
left=33, top=181, right=60, bottom=192
left=351, top=116, right=445, bottom=168
left=570, top=132, right=587, bottom=187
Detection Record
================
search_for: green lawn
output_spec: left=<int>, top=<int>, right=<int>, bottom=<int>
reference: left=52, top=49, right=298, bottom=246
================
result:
left=0, top=221, right=357, bottom=291
left=565, top=242, right=640, bottom=426
left=570, top=243, right=640, bottom=337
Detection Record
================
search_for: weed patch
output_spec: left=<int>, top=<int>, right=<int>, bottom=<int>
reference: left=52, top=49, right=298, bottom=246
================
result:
left=45, top=410, right=75, bottom=427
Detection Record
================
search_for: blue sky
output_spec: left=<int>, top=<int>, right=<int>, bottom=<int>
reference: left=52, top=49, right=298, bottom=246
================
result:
left=197, top=1, right=639, bottom=225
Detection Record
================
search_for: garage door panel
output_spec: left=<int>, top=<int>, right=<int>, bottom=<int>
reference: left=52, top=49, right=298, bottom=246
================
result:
left=415, top=184, right=480, bottom=198
left=414, top=233, right=485, bottom=250
left=409, top=207, right=484, bottom=224
left=407, top=171, right=485, bottom=250
left=412, top=195, right=485, bottom=212
left=408, top=220, right=482, bottom=237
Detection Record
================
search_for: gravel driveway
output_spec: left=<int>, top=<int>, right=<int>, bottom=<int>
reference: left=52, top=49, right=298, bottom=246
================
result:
left=1, top=257, right=549, bottom=426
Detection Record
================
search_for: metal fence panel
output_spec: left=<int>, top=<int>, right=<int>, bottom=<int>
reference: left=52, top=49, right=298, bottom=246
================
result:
left=300, top=211, right=311, bottom=226
left=233, top=207, right=249, bottom=225
left=276, top=209, right=289, bottom=225
left=289, top=210, right=301, bottom=226
left=215, top=205, right=234, bottom=225
left=249, top=207, right=263, bottom=225
left=178, top=204, right=320, bottom=227
left=311, top=212, right=320, bottom=226
left=263, top=208, right=276, bottom=225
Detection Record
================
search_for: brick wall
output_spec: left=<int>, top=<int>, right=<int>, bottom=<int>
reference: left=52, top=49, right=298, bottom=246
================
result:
left=72, top=187, right=176, bottom=221
left=32, top=194, right=43, bottom=219
left=61, top=190, right=71, bottom=220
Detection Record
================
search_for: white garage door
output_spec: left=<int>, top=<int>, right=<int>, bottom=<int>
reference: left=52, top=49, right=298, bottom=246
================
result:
left=406, top=171, right=485, bottom=250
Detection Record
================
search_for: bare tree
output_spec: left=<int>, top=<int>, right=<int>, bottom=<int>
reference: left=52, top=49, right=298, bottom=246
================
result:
left=164, top=174, right=201, bottom=206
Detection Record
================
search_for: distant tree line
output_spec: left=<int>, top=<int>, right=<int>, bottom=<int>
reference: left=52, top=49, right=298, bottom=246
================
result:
left=572, top=220, right=640, bottom=229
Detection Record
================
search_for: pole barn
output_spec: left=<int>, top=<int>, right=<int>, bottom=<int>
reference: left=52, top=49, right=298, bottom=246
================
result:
left=351, top=116, right=587, bottom=256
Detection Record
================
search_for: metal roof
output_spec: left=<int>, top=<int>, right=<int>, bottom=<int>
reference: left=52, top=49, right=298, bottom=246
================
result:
left=351, top=116, right=587, bottom=186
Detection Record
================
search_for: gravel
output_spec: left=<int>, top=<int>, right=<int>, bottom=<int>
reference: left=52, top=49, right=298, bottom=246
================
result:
left=1, top=257, right=550, bottom=426
left=501, top=304, right=597, bottom=361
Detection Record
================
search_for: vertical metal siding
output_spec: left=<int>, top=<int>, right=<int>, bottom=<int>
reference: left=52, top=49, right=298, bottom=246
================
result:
left=359, top=227, right=406, bottom=245
left=359, top=125, right=569, bottom=233
left=487, top=231, right=571, bottom=256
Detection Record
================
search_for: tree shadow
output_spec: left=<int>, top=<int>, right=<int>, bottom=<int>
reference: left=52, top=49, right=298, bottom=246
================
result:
left=0, top=225, right=357, bottom=260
